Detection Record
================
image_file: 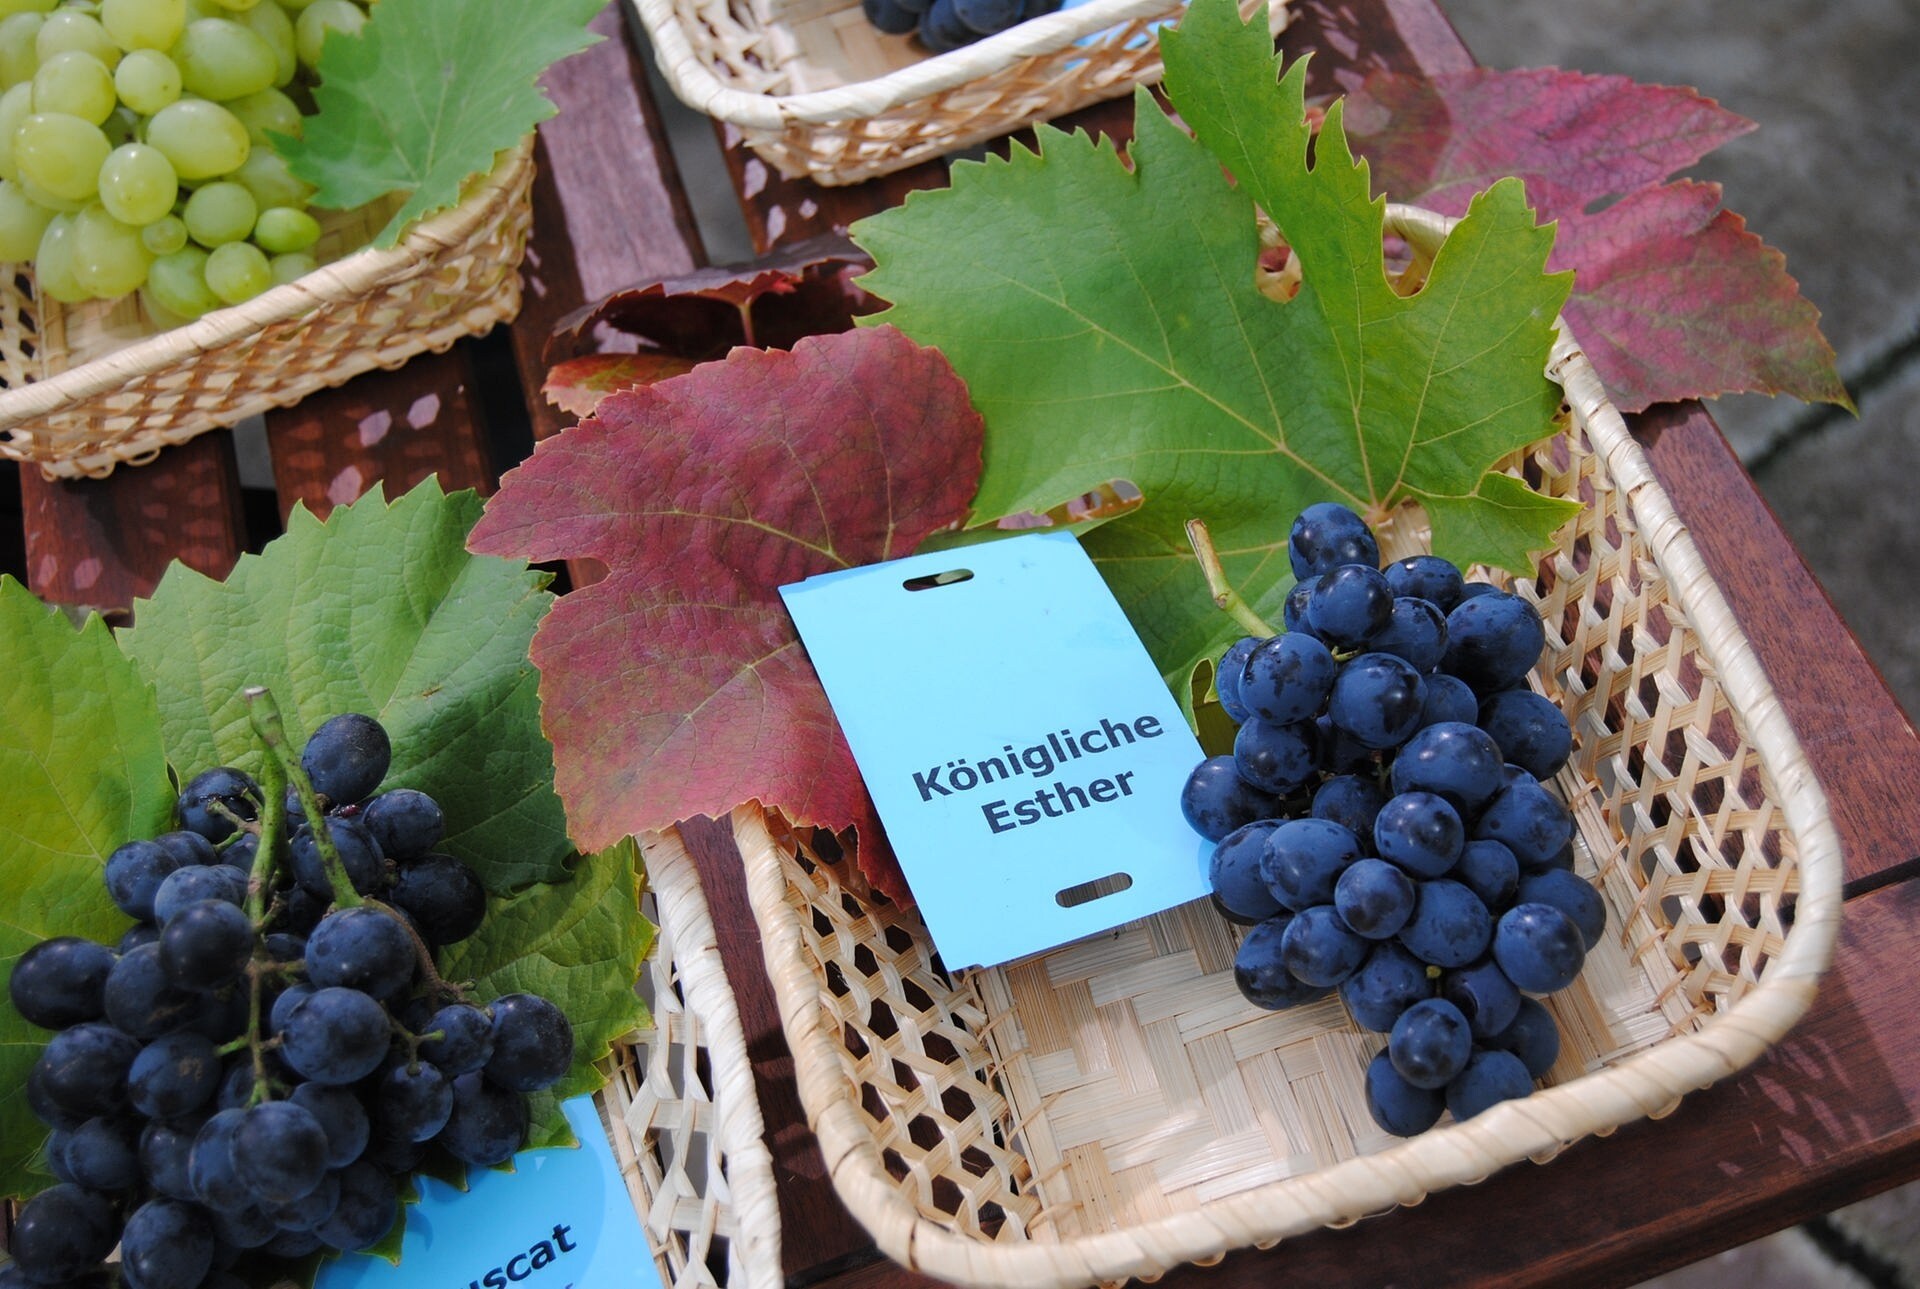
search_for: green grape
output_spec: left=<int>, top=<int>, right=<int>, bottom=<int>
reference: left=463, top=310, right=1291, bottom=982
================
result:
left=16, top=173, right=81, bottom=211
left=101, top=102, right=136, bottom=144
left=145, top=97, right=247, bottom=178
left=31, top=49, right=115, bottom=124
left=0, top=12, right=45, bottom=90
left=208, top=0, right=260, bottom=10
left=71, top=200, right=152, bottom=297
left=293, top=0, right=361, bottom=69
left=146, top=242, right=219, bottom=315
left=0, top=0, right=59, bottom=14
left=203, top=235, right=265, bottom=302
left=100, top=0, right=186, bottom=50
left=0, top=175, right=53, bottom=258
left=139, top=209, right=185, bottom=253
left=231, top=144, right=306, bottom=207
left=224, top=84, right=297, bottom=143
left=172, top=17, right=276, bottom=100
left=113, top=47, right=180, bottom=112
left=182, top=177, right=252, bottom=243
left=13, top=112, right=111, bottom=201
left=140, top=283, right=192, bottom=328
left=33, top=209, right=87, bottom=301
left=0, top=80, right=34, bottom=182
left=98, top=141, right=177, bottom=225
left=272, top=0, right=324, bottom=12
left=35, top=10, right=118, bottom=68
left=267, top=247, right=312, bottom=284
left=250, top=202, right=313, bottom=253
left=236, top=0, right=290, bottom=85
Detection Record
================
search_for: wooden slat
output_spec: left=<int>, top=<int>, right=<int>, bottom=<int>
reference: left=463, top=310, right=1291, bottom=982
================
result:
left=16, top=433, right=245, bottom=610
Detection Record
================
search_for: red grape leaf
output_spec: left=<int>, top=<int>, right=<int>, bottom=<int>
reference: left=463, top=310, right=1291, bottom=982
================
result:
left=469, top=326, right=985, bottom=906
left=1345, top=68, right=1851, bottom=413
left=543, top=353, right=698, bottom=417
left=547, top=233, right=877, bottom=365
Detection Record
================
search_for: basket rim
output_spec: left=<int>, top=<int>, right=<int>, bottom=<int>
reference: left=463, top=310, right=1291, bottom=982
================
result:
left=631, top=0, right=1229, bottom=131
left=0, top=134, right=536, bottom=427
left=735, top=202, right=1847, bottom=1289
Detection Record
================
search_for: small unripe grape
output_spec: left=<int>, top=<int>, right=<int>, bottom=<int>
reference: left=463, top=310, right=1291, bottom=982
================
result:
left=252, top=204, right=315, bottom=253
left=114, top=48, right=183, bottom=113
left=71, top=201, right=153, bottom=300
left=146, top=244, right=221, bottom=317
left=140, top=211, right=187, bottom=255
left=145, top=98, right=249, bottom=180
left=294, top=0, right=363, bottom=69
left=183, top=180, right=255, bottom=246
left=98, top=142, right=178, bottom=227
left=31, top=50, right=115, bottom=124
left=268, top=249, right=314, bottom=285
left=204, top=238, right=268, bottom=303
left=33, top=210, right=86, bottom=301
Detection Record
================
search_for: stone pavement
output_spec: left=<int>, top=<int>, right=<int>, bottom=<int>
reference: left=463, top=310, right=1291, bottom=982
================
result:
left=638, top=0, right=1920, bottom=1280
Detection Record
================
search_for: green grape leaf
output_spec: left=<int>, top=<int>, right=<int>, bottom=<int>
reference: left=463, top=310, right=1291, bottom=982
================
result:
left=277, top=0, right=607, bottom=247
left=851, top=0, right=1577, bottom=699
left=437, top=838, right=652, bottom=1154
left=0, top=578, right=175, bottom=1200
left=119, top=479, right=570, bottom=895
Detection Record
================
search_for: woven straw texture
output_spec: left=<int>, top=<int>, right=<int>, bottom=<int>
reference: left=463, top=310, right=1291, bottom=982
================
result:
left=730, top=204, right=1846, bottom=1288
left=599, top=829, right=783, bottom=1289
left=634, top=0, right=1290, bottom=185
left=0, top=138, right=536, bottom=481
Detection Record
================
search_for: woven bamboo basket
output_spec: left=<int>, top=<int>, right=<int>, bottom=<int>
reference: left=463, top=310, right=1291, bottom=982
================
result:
left=0, top=137, right=536, bottom=481
left=725, top=204, right=1846, bottom=1287
left=632, top=0, right=1291, bottom=186
left=597, top=829, right=784, bottom=1289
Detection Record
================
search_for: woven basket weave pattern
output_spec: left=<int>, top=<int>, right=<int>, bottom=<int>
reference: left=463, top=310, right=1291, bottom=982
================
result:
left=638, top=0, right=1286, bottom=185
left=0, top=140, right=536, bottom=480
left=732, top=204, right=1842, bottom=1288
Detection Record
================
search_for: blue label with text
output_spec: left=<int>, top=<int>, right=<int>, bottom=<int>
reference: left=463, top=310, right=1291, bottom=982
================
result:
left=781, top=530, right=1209, bottom=968
left=314, top=1096, right=662, bottom=1289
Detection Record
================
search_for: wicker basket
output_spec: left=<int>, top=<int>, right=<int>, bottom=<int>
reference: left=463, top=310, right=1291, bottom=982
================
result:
left=0, top=137, right=536, bottom=481
left=724, top=204, right=1847, bottom=1287
left=633, top=0, right=1290, bottom=186
left=597, top=829, right=784, bottom=1289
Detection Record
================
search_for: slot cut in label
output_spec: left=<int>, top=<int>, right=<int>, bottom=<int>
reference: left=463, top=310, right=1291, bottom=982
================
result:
left=781, top=531, right=1210, bottom=968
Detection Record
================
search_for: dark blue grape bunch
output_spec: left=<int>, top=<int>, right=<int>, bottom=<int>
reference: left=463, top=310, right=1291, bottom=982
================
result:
left=6, top=709, right=579, bottom=1287
left=1181, top=502, right=1602, bottom=1138
left=858, top=0, right=1061, bottom=54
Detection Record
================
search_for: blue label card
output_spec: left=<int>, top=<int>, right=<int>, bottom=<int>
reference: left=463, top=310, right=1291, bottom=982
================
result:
left=315, top=1096, right=664, bottom=1289
left=781, top=530, right=1210, bottom=968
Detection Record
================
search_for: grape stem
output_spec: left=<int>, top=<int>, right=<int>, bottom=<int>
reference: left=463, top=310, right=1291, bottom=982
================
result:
left=245, top=686, right=362, bottom=911
left=1185, top=519, right=1277, bottom=638
left=369, top=897, right=469, bottom=1007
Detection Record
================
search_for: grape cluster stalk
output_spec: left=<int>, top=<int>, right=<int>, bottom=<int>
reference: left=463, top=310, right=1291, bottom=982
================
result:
left=0, top=0, right=374, bottom=319
left=5, top=692, right=576, bottom=1289
left=1181, top=503, right=1605, bottom=1135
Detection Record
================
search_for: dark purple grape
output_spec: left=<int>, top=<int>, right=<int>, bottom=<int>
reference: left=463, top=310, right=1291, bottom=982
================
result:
left=1389, top=722, right=1505, bottom=819
left=1212, top=635, right=1261, bottom=723
left=1239, top=632, right=1337, bottom=726
left=153, top=830, right=217, bottom=868
left=1288, top=502, right=1379, bottom=580
left=316, top=1158, right=400, bottom=1251
left=1478, top=689, right=1574, bottom=780
left=139, top=1113, right=208, bottom=1201
left=1388, top=997, right=1472, bottom=1089
left=290, top=1081, right=371, bottom=1169
left=1440, top=591, right=1546, bottom=694
left=1333, top=858, right=1416, bottom=940
left=119, top=1198, right=215, bottom=1289
left=264, top=1228, right=325, bottom=1259
left=1383, top=555, right=1465, bottom=611
left=1370, top=597, right=1448, bottom=672
left=118, top=923, right=159, bottom=954
left=1179, top=755, right=1280, bottom=842
left=106, top=839, right=184, bottom=922
left=375, top=1058, right=454, bottom=1142
left=1515, top=869, right=1607, bottom=952
left=216, top=831, right=257, bottom=873
left=269, top=982, right=314, bottom=1036
left=176, top=767, right=261, bottom=843
left=301, top=713, right=392, bottom=807
left=1472, top=777, right=1573, bottom=867
left=279, top=987, right=392, bottom=1085
left=916, top=0, right=975, bottom=49
left=1279, top=904, right=1369, bottom=987
left=159, top=900, right=255, bottom=991
left=1338, top=941, right=1432, bottom=1033
left=1327, top=652, right=1425, bottom=749
left=389, top=853, right=487, bottom=946
left=128, top=1031, right=221, bottom=1119
left=151, top=864, right=247, bottom=925
left=1452, top=839, right=1520, bottom=913
left=8, top=1184, right=119, bottom=1284
left=1372, top=791, right=1464, bottom=879
left=1445, top=1048, right=1534, bottom=1121
left=1283, top=576, right=1320, bottom=634
left=209, top=1203, right=279, bottom=1250
left=1439, top=957, right=1522, bottom=1039
left=1486, top=996, right=1561, bottom=1078
left=1457, top=581, right=1499, bottom=601
left=1313, top=715, right=1376, bottom=775
left=1397, top=879, right=1493, bottom=969
left=1310, top=773, right=1386, bottom=841
left=188, top=1108, right=252, bottom=1210
left=266, top=1170, right=340, bottom=1233
left=103, top=943, right=203, bottom=1040
left=484, top=993, right=574, bottom=1093
left=1207, top=820, right=1286, bottom=924
left=1365, top=1048, right=1444, bottom=1137
left=306, top=906, right=415, bottom=999
left=439, top=1072, right=529, bottom=1166
left=1232, top=717, right=1318, bottom=795
left=34, top=1021, right=141, bottom=1118
left=9, top=937, right=116, bottom=1030
left=862, top=0, right=918, bottom=33
left=1231, top=914, right=1329, bottom=1010
left=61, top=1115, right=141, bottom=1191
left=233, top=1100, right=329, bottom=1204
left=1306, top=564, right=1394, bottom=649
left=289, top=815, right=386, bottom=900
left=1418, top=673, right=1480, bottom=729
left=1492, top=903, right=1586, bottom=993
left=1259, top=818, right=1361, bottom=912
left=360, top=788, right=445, bottom=860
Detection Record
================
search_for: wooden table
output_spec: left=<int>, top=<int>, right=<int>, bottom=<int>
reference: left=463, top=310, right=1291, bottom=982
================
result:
left=8, top=1, right=1920, bottom=1285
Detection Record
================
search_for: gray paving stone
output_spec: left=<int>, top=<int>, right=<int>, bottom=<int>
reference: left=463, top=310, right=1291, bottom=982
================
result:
left=1634, top=1226, right=1872, bottom=1289
left=1436, top=0, right=1920, bottom=461
left=1831, top=1182, right=1920, bottom=1285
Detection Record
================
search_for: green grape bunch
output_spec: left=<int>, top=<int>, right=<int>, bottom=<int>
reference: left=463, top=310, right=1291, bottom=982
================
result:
left=0, top=0, right=363, bottom=323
